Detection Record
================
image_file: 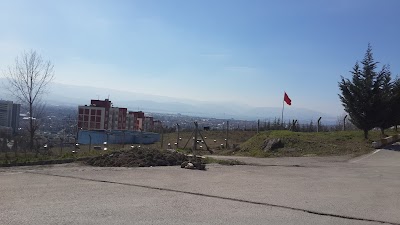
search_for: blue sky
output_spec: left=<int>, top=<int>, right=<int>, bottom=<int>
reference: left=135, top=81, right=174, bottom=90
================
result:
left=1, top=0, right=399, bottom=116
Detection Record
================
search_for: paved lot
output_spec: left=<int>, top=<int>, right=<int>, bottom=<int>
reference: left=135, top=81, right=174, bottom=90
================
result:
left=1, top=146, right=399, bottom=225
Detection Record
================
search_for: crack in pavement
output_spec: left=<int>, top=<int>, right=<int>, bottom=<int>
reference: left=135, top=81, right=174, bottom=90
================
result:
left=244, top=163, right=310, bottom=168
left=26, top=171, right=399, bottom=225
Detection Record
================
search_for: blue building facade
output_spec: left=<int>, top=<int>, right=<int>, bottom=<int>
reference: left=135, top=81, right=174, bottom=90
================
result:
left=77, top=130, right=160, bottom=145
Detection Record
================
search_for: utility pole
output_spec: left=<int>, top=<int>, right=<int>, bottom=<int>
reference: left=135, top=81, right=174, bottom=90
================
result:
left=183, top=122, right=212, bottom=154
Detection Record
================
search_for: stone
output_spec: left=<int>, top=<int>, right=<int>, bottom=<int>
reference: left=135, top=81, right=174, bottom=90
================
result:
left=181, top=161, right=188, bottom=168
left=263, top=138, right=284, bottom=151
left=185, top=162, right=194, bottom=169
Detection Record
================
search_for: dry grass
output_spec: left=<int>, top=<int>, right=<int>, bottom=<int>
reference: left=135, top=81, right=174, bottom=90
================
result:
left=237, top=130, right=395, bottom=157
left=148, top=130, right=257, bottom=151
left=1, top=129, right=396, bottom=165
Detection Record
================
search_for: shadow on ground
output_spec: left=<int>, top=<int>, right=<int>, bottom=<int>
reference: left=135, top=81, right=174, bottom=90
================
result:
left=383, top=142, right=400, bottom=151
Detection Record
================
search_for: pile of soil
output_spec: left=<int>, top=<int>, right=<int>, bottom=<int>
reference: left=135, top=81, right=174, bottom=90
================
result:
left=85, top=148, right=188, bottom=167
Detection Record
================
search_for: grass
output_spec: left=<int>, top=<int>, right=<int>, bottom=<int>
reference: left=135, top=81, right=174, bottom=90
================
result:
left=148, top=130, right=257, bottom=150
left=236, top=130, right=394, bottom=158
left=1, top=129, right=397, bottom=165
left=0, top=144, right=132, bottom=165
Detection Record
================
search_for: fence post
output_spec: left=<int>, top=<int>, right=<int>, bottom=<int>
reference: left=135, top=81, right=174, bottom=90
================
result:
left=176, top=123, right=180, bottom=149
left=225, top=121, right=229, bottom=149
left=317, top=117, right=322, bottom=132
left=193, top=122, right=198, bottom=154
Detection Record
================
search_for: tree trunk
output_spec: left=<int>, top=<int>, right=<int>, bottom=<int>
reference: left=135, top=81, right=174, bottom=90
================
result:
left=29, top=99, right=35, bottom=155
left=380, top=128, right=385, bottom=136
left=364, top=129, right=368, bottom=139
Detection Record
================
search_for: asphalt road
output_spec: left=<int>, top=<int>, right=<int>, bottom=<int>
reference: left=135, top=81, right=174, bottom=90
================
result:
left=1, top=145, right=399, bottom=225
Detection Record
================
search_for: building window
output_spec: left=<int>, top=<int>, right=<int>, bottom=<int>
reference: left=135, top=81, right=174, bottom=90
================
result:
left=97, top=110, right=101, bottom=115
left=85, top=109, right=89, bottom=114
left=91, top=110, right=96, bottom=115
left=79, top=108, right=83, bottom=114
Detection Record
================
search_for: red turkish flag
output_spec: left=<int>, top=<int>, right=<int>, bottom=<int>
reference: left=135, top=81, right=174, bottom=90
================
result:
left=284, top=92, right=291, bottom=105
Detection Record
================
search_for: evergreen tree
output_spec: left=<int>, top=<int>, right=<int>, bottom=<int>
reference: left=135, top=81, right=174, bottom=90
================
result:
left=375, top=65, right=394, bottom=134
left=390, top=78, right=400, bottom=129
left=339, top=44, right=392, bottom=138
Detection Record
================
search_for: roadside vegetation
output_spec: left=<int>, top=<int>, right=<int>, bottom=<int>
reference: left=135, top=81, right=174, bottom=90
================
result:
left=339, top=44, right=400, bottom=139
left=235, top=130, right=394, bottom=158
left=2, top=128, right=398, bottom=166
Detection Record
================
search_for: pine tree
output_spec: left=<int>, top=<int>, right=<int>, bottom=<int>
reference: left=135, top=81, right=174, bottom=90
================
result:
left=374, top=65, right=393, bottom=134
left=339, top=44, right=392, bottom=138
left=390, top=78, right=400, bottom=129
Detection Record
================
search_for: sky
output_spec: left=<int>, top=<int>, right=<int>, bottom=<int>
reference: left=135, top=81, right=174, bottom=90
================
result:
left=1, top=0, right=399, bottom=116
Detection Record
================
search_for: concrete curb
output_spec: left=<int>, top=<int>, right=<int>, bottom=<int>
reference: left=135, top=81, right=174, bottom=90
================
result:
left=372, top=134, right=400, bottom=148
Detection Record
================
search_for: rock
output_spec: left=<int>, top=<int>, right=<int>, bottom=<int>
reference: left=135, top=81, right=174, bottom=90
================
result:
left=185, top=162, right=194, bottom=169
left=181, top=161, right=188, bottom=168
left=262, top=138, right=284, bottom=151
left=232, top=144, right=240, bottom=151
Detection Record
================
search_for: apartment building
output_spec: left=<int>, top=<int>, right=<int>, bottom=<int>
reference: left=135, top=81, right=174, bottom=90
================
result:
left=0, top=100, right=20, bottom=134
left=78, top=99, right=155, bottom=131
left=77, top=106, right=106, bottom=130
left=108, top=107, right=127, bottom=130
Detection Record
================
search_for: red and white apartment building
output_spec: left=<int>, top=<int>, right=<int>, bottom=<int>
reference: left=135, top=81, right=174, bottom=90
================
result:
left=78, top=99, right=158, bottom=131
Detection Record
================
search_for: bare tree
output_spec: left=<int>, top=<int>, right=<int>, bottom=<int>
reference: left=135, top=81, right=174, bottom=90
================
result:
left=3, top=50, right=54, bottom=152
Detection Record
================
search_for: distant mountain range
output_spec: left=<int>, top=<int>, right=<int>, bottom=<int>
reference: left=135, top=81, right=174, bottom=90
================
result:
left=0, top=78, right=337, bottom=124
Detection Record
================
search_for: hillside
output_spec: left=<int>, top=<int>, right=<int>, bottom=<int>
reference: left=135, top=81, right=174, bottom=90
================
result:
left=237, top=130, right=386, bottom=157
left=149, top=130, right=393, bottom=158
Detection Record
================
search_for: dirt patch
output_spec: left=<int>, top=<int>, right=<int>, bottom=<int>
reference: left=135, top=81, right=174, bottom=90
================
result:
left=85, top=148, right=188, bottom=167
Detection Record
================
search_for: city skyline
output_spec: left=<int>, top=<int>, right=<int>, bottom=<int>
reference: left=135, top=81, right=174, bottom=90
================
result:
left=1, top=0, right=400, bottom=116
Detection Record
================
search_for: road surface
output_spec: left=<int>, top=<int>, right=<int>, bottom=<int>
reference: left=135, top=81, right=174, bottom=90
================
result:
left=1, top=145, right=399, bottom=225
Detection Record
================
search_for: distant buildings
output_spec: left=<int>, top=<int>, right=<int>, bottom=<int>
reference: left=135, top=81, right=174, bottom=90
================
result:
left=0, top=100, right=20, bottom=135
left=78, top=99, right=160, bottom=132
left=77, top=99, right=161, bottom=145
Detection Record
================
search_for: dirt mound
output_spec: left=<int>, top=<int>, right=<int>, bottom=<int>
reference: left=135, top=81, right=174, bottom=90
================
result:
left=86, top=148, right=188, bottom=167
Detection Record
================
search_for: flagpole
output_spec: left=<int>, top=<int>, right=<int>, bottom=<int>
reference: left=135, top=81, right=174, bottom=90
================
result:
left=281, top=92, right=285, bottom=127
